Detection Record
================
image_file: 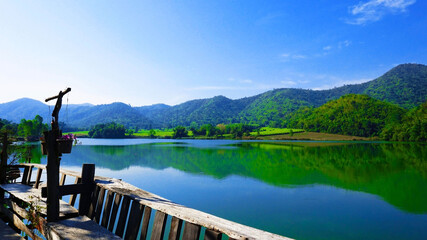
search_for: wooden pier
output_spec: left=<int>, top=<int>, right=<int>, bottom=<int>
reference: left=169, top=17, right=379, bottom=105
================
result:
left=0, top=163, right=293, bottom=240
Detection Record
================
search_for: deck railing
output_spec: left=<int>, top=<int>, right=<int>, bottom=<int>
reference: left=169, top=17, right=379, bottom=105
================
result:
left=11, top=163, right=292, bottom=240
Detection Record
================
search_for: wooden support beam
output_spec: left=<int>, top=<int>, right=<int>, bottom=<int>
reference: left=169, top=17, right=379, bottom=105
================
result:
left=101, top=190, right=115, bottom=228
left=124, top=201, right=144, bottom=240
left=78, top=164, right=95, bottom=216
left=69, top=177, right=81, bottom=206
left=34, top=168, right=43, bottom=189
left=46, top=129, right=60, bottom=222
left=115, top=195, right=131, bottom=237
left=168, top=216, right=183, bottom=240
left=204, top=229, right=222, bottom=240
left=140, top=206, right=152, bottom=240
left=150, top=211, right=168, bottom=240
left=182, top=222, right=201, bottom=240
left=108, top=193, right=122, bottom=232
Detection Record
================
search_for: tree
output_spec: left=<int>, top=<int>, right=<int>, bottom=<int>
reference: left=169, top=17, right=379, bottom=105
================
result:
left=17, top=115, right=48, bottom=141
left=149, top=129, right=156, bottom=138
left=172, top=126, right=188, bottom=139
left=88, top=122, right=126, bottom=138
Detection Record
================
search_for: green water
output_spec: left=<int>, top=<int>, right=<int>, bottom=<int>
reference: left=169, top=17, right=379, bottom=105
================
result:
left=16, top=139, right=427, bottom=239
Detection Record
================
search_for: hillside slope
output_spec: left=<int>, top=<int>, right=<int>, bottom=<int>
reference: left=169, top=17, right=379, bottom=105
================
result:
left=0, top=63, right=425, bottom=129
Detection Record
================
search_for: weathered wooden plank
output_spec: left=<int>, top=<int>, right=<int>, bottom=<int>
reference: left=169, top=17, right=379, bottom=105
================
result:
left=79, top=164, right=95, bottom=216
left=34, top=168, right=43, bottom=189
left=124, top=201, right=144, bottom=240
left=26, top=165, right=34, bottom=185
left=168, top=216, right=183, bottom=240
left=4, top=199, right=48, bottom=237
left=0, top=218, right=23, bottom=240
left=182, top=222, right=201, bottom=240
left=21, top=166, right=30, bottom=185
left=94, top=177, right=292, bottom=240
left=101, top=190, right=115, bottom=228
left=94, top=187, right=106, bottom=224
left=108, top=193, right=122, bottom=232
left=59, top=173, right=66, bottom=186
left=204, top=229, right=222, bottom=240
left=115, top=195, right=131, bottom=238
left=46, top=215, right=121, bottom=240
left=69, top=177, right=81, bottom=206
left=139, top=205, right=152, bottom=240
left=0, top=183, right=79, bottom=219
left=0, top=203, right=41, bottom=240
left=151, top=210, right=168, bottom=240
left=87, top=185, right=101, bottom=219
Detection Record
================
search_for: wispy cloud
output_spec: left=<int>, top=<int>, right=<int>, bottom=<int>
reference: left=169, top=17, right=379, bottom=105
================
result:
left=346, top=0, right=416, bottom=25
left=338, top=40, right=351, bottom=48
left=255, top=12, right=284, bottom=26
left=280, top=53, right=307, bottom=61
left=280, top=80, right=297, bottom=87
left=313, top=78, right=371, bottom=90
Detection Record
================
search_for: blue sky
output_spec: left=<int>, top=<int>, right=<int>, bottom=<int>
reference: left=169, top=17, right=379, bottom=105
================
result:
left=0, top=0, right=426, bottom=106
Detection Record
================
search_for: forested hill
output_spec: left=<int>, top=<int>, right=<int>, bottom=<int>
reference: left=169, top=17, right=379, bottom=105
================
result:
left=0, top=63, right=425, bottom=129
left=282, top=94, right=407, bottom=138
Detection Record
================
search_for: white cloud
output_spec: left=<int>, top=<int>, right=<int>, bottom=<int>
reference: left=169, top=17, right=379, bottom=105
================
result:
left=347, top=0, right=416, bottom=25
left=280, top=80, right=297, bottom=87
left=323, top=46, right=332, bottom=51
left=280, top=53, right=307, bottom=61
left=313, top=78, right=372, bottom=90
left=240, top=79, right=253, bottom=84
left=338, top=40, right=351, bottom=48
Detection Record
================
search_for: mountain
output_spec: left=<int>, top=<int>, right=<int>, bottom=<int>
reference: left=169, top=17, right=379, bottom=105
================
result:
left=0, top=63, right=425, bottom=129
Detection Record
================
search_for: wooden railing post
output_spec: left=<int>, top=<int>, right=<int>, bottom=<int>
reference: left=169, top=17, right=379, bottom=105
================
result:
left=79, top=164, right=95, bottom=216
left=0, top=133, right=8, bottom=200
left=46, top=130, right=61, bottom=222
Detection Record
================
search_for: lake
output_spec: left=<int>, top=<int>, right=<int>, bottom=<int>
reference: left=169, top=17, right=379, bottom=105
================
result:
left=19, top=139, right=427, bottom=240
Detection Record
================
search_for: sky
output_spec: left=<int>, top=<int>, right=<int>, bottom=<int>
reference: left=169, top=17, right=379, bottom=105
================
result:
left=0, top=0, right=426, bottom=106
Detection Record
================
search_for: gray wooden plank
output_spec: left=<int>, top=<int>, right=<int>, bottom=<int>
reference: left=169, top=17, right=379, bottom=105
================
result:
left=108, top=193, right=122, bottom=232
left=101, top=190, right=115, bottom=228
left=69, top=177, right=81, bottom=206
left=94, top=187, right=106, bottom=224
left=87, top=185, right=101, bottom=219
left=168, top=216, right=183, bottom=240
left=182, top=222, right=201, bottom=240
left=33, top=168, right=43, bottom=189
left=139, top=206, right=152, bottom=240
left=115, top=195, right=131, bottom=238
left=0, top=183, right=78, bottom=218
left=151, top=211, right=167, bottom=240
left=204, top=229, right=222, bottom=240
left=0, top=218, right=24, bottom=240
left=124, top=201, right=144, bottom=240
left=46, top=215, right=121, bottom=240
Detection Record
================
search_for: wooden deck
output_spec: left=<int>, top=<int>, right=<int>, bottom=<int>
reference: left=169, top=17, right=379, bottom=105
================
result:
left=0, top=163, right=294, bottom=240
left=0, top=218, right=23, bottom=240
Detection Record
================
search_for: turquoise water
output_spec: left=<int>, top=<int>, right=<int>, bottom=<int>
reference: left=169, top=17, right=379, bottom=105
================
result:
left=22, top=139, right=427, bottom=239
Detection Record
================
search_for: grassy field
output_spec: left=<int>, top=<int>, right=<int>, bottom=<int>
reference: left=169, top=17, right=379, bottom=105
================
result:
left=68, top=127, right=369, bottom=141
left=250, top=127, right=304, bottom=136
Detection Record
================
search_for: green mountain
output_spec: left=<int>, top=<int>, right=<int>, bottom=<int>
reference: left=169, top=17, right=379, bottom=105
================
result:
left=0, top=63, right=425, bottom=129
left=283, top=94, right=406, bottom=137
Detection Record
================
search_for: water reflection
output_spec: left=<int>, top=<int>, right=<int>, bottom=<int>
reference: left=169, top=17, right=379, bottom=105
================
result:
left=56, top=141, right=427, bottom=214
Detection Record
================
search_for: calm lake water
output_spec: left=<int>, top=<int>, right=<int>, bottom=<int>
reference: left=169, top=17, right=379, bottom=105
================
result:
left=20, top=139, right=427, bottom=240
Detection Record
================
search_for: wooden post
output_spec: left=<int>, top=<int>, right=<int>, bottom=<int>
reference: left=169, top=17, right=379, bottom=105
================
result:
left=46, top=129, right=61, bottom=222
left=0, top=133, right=8, bottom=200
left=44, top=87, right=71, bottom=222
left=78, top=164, right=95, bottom=216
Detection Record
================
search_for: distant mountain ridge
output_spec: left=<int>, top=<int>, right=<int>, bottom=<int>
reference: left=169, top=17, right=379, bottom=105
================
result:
left=0, top=63, right=426, bottom=129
